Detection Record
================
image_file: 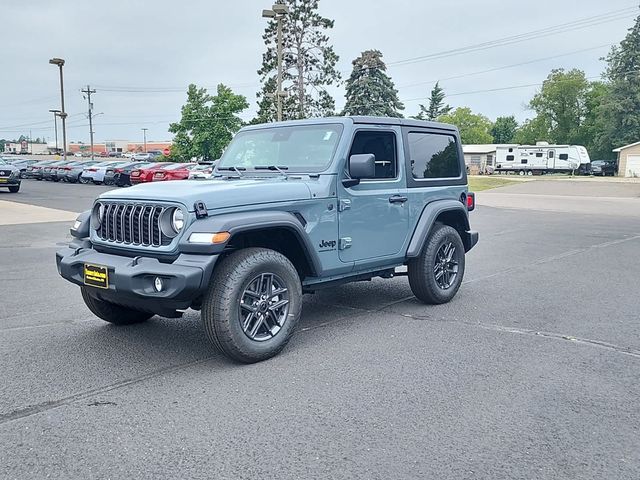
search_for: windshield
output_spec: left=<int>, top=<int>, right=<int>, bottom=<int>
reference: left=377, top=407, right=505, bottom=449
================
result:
left=217, top=123, right=343, bottom=172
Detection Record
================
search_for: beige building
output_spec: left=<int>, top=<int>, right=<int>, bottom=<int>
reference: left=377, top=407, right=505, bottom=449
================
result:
left=462, top=144, right=518, bottom=174
left=612, top=142, right=640, bottom=177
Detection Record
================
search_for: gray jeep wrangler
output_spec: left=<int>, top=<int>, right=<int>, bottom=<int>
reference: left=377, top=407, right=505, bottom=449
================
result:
left=56, top=116, right=478, bottom=363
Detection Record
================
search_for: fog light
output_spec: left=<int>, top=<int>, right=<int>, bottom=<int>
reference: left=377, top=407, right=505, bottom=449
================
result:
left=154, top=277, right=164, bottom=292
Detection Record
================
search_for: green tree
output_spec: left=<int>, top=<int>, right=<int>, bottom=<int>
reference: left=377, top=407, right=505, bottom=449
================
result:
left=599, top=13, right=640, bottom=152
left=580, top=81, right=612, bottom=158
left=342, top=50, right=404, bottom=117
left=255, top=0, right=340, bottom=122
left=513, top=116, right=550, bottom=145
left=169, top=84, right=248, bottom=161
left=413, top=82, right=451, bottom=120
left=491, top=116, right=519, bottom=143
left=528, top=68, right=590, bottom=144
left=438, top=107, right=493, bottom=144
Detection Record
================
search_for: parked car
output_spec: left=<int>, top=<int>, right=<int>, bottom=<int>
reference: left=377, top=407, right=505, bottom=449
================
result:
left=53, top=161, right=88, bottom=182
left=0, top=157, right=21, bottom=193
left=6, top=158, right=38, bottom=178
left=80, top=161, right=128, bottom=185
left=112, top=162, right=157, bottom=187
left=590, top=160, right=617, bottom=176
left=103, top=162, right=149, bottom=186
left=132, top=152, right=157, bottom=161
left=41, top=161, right=68, bottom=181
left=188, top=163, right=216, bottom=180
left=64, top=161, right=101, bottom=183
left=129, top=162, right=172, bottom=184
left=56, top=116, right=478, bottom=363
left=152, top=163, right=196, bottom=181
left=24, top=160, right=57, bottom=179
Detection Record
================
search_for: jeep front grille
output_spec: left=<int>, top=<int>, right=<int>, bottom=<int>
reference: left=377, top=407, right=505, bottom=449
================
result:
left=96, top=203, right=171, bottom=247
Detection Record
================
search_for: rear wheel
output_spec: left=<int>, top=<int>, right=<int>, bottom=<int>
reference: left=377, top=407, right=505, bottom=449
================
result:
left=81, top=287, right=153, bottom=325
left=408, top=224, right=465, bottom=305
left=201, top=247, right=302, bottom=363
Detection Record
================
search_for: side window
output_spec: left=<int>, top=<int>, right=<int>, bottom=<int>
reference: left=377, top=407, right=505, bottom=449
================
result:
left=548, top=151, right=555, bottom=159
left=521, top=159, right=528, bottom=164
left=407, top=132, right=460, bottom=179
left=506, top=155, right=515, bottom=161
left=559, top=153, right=569, bottom=160
left=348, top=131, right=397, bottom=179
left=536, top=152, right=543, bottom=157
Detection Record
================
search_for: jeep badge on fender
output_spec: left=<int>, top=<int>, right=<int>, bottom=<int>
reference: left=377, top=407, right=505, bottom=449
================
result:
left=56, top=116, right=478, bottom=363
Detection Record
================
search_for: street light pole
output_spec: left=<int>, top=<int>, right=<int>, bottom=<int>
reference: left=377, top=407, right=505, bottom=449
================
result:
left=142, top=128, right=148, bottom=152
left=49, top=58, right=67, bottom=160
left=48, top=109, right=60, bottom=154
left=262, top=4, right=289, bottom=122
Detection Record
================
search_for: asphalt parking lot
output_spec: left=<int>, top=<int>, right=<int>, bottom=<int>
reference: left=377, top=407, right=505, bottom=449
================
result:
left=1, top=179, right=639, bottom=479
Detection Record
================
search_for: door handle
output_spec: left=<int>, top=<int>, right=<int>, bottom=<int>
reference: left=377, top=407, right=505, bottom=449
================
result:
left=389, top=195, right=408, bottom=204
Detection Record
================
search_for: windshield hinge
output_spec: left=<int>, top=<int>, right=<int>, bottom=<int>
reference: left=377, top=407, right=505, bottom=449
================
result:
left=194, top=201, right=208, bottom=219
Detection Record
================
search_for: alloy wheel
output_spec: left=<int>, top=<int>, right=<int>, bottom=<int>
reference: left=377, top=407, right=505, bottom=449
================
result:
left=239, top=273, right=290, bottom=342
left=433, top=241, right=459, bottom=289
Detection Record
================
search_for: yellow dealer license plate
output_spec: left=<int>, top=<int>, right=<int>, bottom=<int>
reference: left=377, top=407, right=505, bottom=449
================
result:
left=83, top=263, right=109, bottom=289
left=0, top=178, right=7, bottom=183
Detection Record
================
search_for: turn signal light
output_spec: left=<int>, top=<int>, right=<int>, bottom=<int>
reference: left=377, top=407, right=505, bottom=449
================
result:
left=188, top=232, right=231, bottom=244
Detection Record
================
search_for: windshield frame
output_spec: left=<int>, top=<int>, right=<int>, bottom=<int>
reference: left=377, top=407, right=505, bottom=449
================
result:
left=216, top=123, right=344, bottom=174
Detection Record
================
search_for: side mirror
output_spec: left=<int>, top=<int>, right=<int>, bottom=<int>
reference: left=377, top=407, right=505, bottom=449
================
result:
left=349, top=153, right=375, bottom=178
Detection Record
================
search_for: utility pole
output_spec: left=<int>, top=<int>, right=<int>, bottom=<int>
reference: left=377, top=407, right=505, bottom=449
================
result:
left=262, top=4, right=289, bottom=121
left=81, top=85, right=97, bottom=160
left=141, top=128, right=148, bottom=152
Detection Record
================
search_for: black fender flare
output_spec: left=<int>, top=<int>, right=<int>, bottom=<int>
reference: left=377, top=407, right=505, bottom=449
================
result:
left=178, top=210, right=322, bottom=276
left=406, top=199, right=473, bottom=258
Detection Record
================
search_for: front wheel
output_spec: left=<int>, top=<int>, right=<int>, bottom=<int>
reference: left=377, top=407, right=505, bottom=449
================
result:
left=201, top=248, right=302, bottom=363
left=79, top=176, right=90, bottom=184
left=408, top=224, right=466, bottom=304
left=81, top=287, right=153, bottom=325
left=8, top=185, right=19, bottom=193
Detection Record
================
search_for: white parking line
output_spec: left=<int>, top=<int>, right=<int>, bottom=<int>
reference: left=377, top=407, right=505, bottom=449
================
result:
left=0, top=200, right=77, bottom=226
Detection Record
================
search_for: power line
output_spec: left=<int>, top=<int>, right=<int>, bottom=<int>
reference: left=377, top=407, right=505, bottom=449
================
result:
left=385, top=6, right=637, bottom=68
left=397, top=43, right=614, bottom=90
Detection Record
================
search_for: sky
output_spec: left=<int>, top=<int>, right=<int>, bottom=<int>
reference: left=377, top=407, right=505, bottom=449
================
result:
left=0, top=0, right=638, bottom=145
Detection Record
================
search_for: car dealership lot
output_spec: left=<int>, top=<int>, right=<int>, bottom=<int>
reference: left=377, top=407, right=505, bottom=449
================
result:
left=1, top=180, right=639, bottom=479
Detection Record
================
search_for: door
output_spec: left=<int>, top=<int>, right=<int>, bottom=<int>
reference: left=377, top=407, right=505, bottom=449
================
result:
left=547, top=149, right=556, bottom=169
left=337, top=129, right=409, bottom=264
left=626, top=155, right=640, bottom=177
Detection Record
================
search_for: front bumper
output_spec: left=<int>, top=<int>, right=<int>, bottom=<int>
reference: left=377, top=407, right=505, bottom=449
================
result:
left=56, top=240, right=218, bottom=315
left=0, top=177, right=20, bottom=187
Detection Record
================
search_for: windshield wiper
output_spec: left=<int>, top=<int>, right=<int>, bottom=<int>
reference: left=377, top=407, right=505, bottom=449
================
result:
left=254, top=165, right=289, bottom=177
left=217, top=166, right=246, bottom=176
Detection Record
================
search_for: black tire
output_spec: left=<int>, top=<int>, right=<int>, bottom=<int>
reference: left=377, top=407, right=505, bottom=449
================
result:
left=93, top=180, right=103, bottom=185
left=79, top=176, right=90, bottom=184
left=8, top=185, right=19, bottom=193
left=201, top=247, right=302, bottom=363
left=408, top=224, right=466, bottom=305
left=81, top=287, right=153, bottom=325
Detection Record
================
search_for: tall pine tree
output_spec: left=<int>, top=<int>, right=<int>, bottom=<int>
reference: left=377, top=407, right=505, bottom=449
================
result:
left=342, top=50, right=404, bottom=117
left=255, top=0, right=340, bottom=122
left=413, top=82, right=451, bottom=120
left=600, top=12, right=640, bottom=150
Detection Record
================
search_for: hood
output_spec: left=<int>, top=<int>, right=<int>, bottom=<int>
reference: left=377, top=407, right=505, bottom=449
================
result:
left=98, top=177, right=312, bottom=212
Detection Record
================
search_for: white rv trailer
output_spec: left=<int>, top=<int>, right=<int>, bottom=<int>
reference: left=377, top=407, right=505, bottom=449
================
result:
left=494, top=143, right=590, bottom=175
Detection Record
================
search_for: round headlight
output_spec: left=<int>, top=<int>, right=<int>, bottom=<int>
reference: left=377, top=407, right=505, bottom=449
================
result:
left=92, top=202, right=105, bottom=230
left=171, top=208, right=184, bottom=233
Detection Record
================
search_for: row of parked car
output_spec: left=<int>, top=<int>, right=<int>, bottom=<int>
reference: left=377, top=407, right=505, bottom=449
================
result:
left=7, top=157, right=215, bottom=187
